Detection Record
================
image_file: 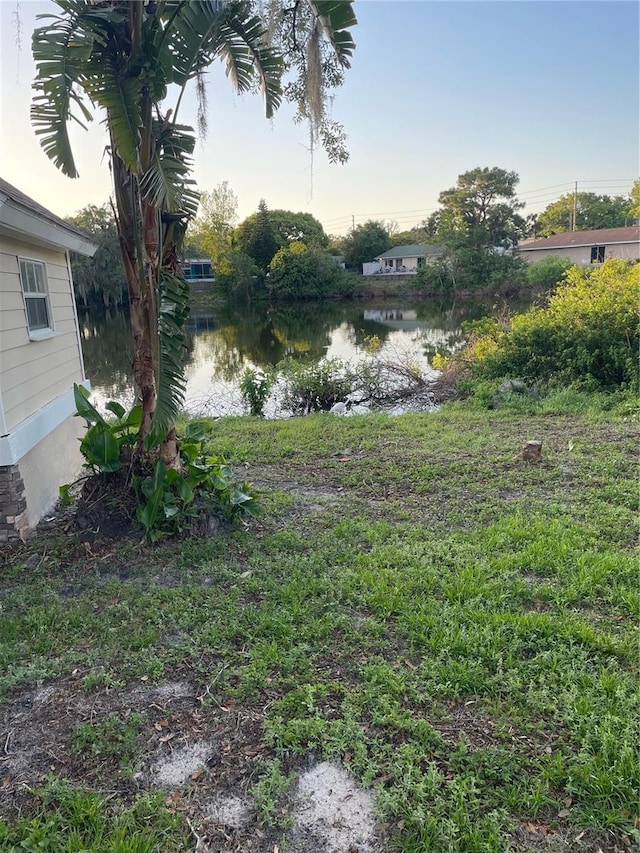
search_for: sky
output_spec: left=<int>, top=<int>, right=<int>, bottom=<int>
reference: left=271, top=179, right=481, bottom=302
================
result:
left=0, top=0, right=638, bottom=235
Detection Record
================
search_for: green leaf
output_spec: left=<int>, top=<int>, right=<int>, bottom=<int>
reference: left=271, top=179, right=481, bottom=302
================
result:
left=176, top=478, right=194, bottom=504
left=185, top=419, right=211, bottom=441
left=126, top=405, right=144, bottom=429
left=180, top=442, right=200, bottom=464
left=31, top=7, right=96, bottom=177
left=230, top=488, right=254, bottom=506
left=152, top=270, right=191, bottom=439
left=105, top=400, right=126, bottom=419
left=82, top=425, right=121, bottom=473
left=74, top=383, right=106, bottom=426
left=58, top=483, right=73, bottom=508
left=140, top=121, right=199, bottom=217
left=306, top=1, right=357, bottom=68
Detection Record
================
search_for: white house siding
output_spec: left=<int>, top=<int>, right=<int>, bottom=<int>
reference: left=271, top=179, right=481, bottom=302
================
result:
left=0, top=235, right=84, bottom=431
left=521, top=243, right=639, bottom=265
left=16, top=415, right=85, bottom=536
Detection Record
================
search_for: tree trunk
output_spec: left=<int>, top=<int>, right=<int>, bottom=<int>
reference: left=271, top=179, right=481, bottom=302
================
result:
left=111, top=149, right=157, bottom=445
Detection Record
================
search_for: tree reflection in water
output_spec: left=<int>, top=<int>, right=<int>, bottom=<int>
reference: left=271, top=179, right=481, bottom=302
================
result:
left=81, top=293, right=533, bottom=414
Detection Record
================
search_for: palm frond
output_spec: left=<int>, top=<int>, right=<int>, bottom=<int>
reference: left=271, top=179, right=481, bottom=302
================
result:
left=164, top=0, right=282, bottom=119
left=31, top=8, right=96, bottom=177
left=140, top=121, right=199, bottom=218
left=84, top=55, right=142, bottom=171
left=152, top=269, right=191, bottom=438
left=305, top=0, right=357, bottom=68
left=162, top=0, right=227, bottom=85
left=215, top=8, right=283, bottom=118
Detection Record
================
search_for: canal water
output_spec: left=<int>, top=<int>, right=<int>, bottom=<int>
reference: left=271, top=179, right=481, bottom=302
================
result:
left=79, top=293, right=531, bottom=417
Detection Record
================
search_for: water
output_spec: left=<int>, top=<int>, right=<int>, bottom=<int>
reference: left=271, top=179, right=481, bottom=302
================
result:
left=78, top=293, right=528, bottom=417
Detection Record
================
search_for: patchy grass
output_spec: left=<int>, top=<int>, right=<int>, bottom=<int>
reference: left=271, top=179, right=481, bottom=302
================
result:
left=0, top=403, right=638, bottom=852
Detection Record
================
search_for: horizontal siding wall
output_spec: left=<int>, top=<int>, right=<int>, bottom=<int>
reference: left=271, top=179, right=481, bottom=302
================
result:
left=0, top=235, right=84, bottom=431
left=521, top=243, right=639, bottom=265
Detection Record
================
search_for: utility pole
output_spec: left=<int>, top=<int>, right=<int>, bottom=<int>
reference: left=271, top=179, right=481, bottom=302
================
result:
left=352, top=214, right=355, bottom=231
left=572, top=181, right=578, bottom=231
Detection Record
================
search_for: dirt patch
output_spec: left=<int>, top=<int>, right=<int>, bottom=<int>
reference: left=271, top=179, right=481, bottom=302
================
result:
left=0, top=677, right=383, bottom=852
left=511, top=821, right=630, bottom=852
left=293, top=761, right=378, bottom=852
left=152, top=740, right=216, bottom=788
left=430, top=701, right=501, bottom=750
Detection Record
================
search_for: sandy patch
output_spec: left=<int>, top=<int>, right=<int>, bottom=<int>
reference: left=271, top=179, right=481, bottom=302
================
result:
left=207, top=794, right=251, bottom=828
left=293, top=761, right=377, bottom=852
left=152, top=740, right=214, bottom=788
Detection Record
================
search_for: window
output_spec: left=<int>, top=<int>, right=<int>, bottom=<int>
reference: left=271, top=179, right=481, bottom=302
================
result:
left=19, top=259, right=52, bottom=333
left=182, top=260, right=212, bottom=280
left=590, top=246, right=605, bottom=264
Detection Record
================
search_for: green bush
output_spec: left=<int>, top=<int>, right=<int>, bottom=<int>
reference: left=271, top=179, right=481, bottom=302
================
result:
left=471, top=260, right=639, bottom=390
left=268, top=242, right=353, bottom=299
left=526, top=255, right=572, bottom=290
left=415, top=249, right=527, bottom=294
left=240, top=367, right=273, bottom=416
left=66, top=389, right=258, bottom=541
left=277, top=358, right=351, bottom=413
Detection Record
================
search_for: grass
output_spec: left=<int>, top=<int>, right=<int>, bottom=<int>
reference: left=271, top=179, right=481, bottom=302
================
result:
left=0, top=778, right=188, bottom=852
left=0, top=399, right=638, bottom=852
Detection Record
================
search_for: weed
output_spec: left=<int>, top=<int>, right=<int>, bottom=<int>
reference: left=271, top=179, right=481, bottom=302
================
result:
left=250, top=759, right=296, bottom=828
left=71, top=712, right=144, bottom=776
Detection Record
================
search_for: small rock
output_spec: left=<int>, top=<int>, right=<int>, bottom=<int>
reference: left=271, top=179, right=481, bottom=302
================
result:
left=522, top=440, right=542, bottom=461
left=499, top=379, right=528, bottom=394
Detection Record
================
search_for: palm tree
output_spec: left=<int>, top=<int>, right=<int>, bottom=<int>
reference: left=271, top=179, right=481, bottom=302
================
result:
left=31, top=0, right=356, bottom=468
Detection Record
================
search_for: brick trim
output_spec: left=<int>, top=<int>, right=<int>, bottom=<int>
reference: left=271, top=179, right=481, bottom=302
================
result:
left=0, top=464, right=28, bottom=542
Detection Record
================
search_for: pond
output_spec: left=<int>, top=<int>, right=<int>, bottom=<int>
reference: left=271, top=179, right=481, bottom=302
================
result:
left=79, top=292, right=531, bottom=417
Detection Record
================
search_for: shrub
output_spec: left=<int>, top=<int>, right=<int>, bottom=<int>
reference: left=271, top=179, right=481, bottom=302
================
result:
left=526, top=255, right=572, bottom=290
left=470, top=260, right=639, bottom=390
left=240, top=367, right=273, bottom=416
left=277, top=358, right=351, bottom=413
left=268, top=243, right=352, bottom=298
left=66, top=388, right=258, bottom=541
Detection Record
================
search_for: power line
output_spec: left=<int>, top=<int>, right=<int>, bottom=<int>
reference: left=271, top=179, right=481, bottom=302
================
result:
left=321, top=177, right=636, bottom=232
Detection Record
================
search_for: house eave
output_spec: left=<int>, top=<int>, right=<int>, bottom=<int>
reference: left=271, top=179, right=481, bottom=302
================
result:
left=520, top=240, right=639, bottom=252
left=0, top=198, right=97, bottom=256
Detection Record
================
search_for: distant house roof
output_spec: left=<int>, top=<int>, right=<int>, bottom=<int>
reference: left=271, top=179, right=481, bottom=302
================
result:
left=520, top=226, right=640, bottom=252
left=375, top=243, right=442, bottom=261
left=0, top=177, right=96, bottom=256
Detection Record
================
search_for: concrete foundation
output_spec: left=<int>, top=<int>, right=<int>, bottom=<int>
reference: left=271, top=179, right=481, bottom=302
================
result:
left=0, top=414, right=85, bottom=541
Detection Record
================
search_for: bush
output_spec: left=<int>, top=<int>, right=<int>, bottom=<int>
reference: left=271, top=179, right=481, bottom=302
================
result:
left=277, top=358, right=351, bottom=413
left=415, top=249, right=527, bottom=294
left=268, top=243, right=353, bottom=299
left=469, top=260, right=639, bottom=390
left=526, top=255, right=572, bottom=290
left=240, top=367, right=272, bottom=416
left=66, top=388, right=258, bottom=541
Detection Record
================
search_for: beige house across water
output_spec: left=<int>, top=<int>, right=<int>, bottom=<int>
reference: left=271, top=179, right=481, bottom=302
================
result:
left=0, top=178, right=96, bottom=541
left=363, top=243, right=443, bottom=276
left=518, top=226, right=640, bottom=266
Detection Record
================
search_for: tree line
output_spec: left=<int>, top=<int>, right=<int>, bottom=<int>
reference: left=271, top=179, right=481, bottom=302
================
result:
left=68, top=171, right=639, bottom=308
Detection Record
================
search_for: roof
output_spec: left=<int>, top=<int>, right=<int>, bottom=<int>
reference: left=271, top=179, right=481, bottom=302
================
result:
left=0, top=177, right=96, bottom=256
left=519, top=225, right=640, bottom=252
left=376, top=243, right=442, bottom=261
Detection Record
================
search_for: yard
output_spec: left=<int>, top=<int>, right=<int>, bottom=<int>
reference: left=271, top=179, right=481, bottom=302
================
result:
left=0, top=401, right=637, bottom=852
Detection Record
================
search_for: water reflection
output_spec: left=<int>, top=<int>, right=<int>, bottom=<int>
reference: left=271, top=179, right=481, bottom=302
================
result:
left=80, top=293, right=528, bottom=415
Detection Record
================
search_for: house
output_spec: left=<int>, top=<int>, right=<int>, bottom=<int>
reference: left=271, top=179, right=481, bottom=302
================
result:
left=0, top=178, right=96, bottom=541
left=182, top=258, right=214, bottom=281
left=518, top=226, right=640, bottom=266
left=363, top=243, right=443, bottom=276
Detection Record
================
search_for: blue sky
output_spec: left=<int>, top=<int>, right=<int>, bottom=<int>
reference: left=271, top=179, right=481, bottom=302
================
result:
left=1, top=1, right=637, bottom=234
